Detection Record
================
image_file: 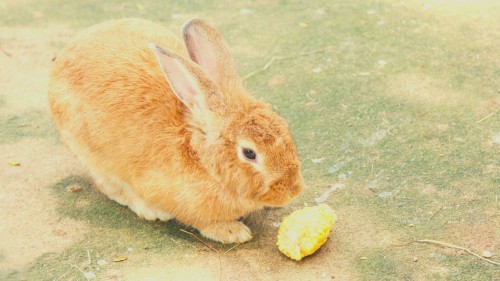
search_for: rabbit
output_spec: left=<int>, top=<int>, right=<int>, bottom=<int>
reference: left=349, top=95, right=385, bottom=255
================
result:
left=48, top=18, right=304, bottom=244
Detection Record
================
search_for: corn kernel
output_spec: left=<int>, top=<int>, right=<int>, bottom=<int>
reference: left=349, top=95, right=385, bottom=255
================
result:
left=277, top=204, right=336, bottom=261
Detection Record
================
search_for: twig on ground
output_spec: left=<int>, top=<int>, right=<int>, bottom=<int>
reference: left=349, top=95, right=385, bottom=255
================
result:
left=428, top=206, right=443, bottom=220
left=242, top=46, right=334, bottom=81
left=224, top=243, right=241, bottom=254
left=186, top=243, right=202, bottom=252
left=180, top=228, right=219, bottom=253
left=305, top=91, right=317, bottom=102
left=1, top=48, right=12, bottom=57
left=179, top=228, right=243, bottom=280
left=87, top=249, right=92, bottom=267
left=393, top=239, right=500, bottom=266
left=475, top=111, right=497, bottom=125
left=392, top=240, right=416, bottom=247
left=242, top=56, right=277, bottom=81
left=55, top=269, right=70, bottom=281
left=71, top=264, right=91, bottom=281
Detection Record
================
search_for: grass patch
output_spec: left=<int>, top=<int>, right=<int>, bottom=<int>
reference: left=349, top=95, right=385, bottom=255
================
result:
left=0, top=110, right=55, bottom=144
left=355, top=251, right=402, bottom=281
left=0, top=0, right=222, bottom=27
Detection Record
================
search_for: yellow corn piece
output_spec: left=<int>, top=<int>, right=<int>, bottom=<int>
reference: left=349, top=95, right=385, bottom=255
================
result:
left=277, top=204, right=336, bottom=261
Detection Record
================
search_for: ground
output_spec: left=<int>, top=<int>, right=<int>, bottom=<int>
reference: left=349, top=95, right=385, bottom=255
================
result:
left=0, top=0, right=498, bottom=280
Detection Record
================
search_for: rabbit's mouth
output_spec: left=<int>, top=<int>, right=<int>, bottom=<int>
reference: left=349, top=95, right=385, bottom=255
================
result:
left=259, top=181, right=304, bottom=207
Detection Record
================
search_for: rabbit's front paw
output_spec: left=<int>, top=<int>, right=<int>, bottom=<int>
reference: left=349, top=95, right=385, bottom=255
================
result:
left=200, top=221, right=253, bottom=244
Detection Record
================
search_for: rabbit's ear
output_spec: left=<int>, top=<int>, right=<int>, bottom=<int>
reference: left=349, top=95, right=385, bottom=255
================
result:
left=149, top=43, right=222, bottom=121
left=182, top=19, right=242, bottom=93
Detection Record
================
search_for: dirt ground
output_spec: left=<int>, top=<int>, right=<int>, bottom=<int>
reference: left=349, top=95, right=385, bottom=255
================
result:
left=1, top=0, right=499, bottom=280
left=0, top=23, right=84, bottom=270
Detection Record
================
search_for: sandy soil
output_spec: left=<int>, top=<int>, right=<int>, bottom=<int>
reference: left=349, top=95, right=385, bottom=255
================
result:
left=0, top=24, right=87, bottom=272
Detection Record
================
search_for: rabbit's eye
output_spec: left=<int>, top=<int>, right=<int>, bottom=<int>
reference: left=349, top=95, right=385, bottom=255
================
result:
left=243, top=148, right=257, bottom=161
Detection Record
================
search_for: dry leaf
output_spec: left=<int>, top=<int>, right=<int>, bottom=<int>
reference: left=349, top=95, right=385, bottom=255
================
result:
left=113, top=256, right=128, bottom=262
left=7, top=160, right=20, bottom=166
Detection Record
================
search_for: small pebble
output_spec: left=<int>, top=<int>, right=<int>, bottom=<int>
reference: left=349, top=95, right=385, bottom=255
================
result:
left=413, top=256, right=418, bottom=262
left=312, top=67, right=322, bottom=73
left=66, top=184, right=82, bottom=193
left=378, top=191, right=393, bottom=198
left=171, top=13, right=183, bottom=19
left=482, top=250, right=493, bottom=258
left=378, top=59, right=387, bottom=65
left=311, top=158, right=325, bottom=164
left=84, top=271, right=96, bottom=280
left=239, top=8, right=252, bottom=15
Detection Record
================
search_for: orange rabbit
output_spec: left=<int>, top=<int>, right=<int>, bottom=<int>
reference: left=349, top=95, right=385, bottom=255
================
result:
left=48, top=18, right=304, bottom=243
